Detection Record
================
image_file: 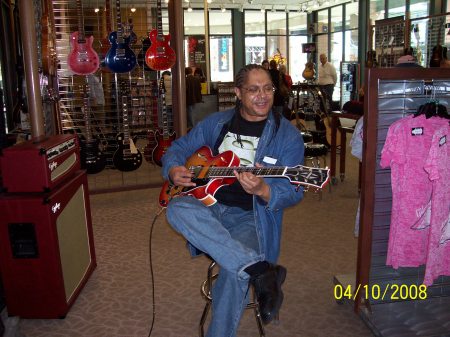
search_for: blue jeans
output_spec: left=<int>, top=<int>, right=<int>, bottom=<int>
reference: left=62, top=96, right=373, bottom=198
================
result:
left=187, top=105, right=195, bottom=128
left=166, top=196, right=263, bottom=337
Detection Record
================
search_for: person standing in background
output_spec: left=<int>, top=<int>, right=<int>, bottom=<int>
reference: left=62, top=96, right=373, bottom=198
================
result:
left=162, top=71, right=172, bottom=108
left=318, top=53, right=337, bottom=102
left=268, top=60, right=285, bottom=115
left=278, top=64, right=293, bottom=89
left=261, top=59, right=269, bottom=70
left=185, top=67, right=202, bottom=128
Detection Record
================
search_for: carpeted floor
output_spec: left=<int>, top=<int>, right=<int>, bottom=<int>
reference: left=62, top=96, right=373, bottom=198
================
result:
left=12, top=148, right=375, bottom=337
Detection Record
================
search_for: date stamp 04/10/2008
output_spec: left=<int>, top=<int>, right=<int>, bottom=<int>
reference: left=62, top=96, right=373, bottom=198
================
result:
left=333, top=283, right=428, bottom=301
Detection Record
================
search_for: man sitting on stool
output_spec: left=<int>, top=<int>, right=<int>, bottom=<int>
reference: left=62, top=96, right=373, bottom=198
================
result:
left=162, top=64, right=304, bottom=337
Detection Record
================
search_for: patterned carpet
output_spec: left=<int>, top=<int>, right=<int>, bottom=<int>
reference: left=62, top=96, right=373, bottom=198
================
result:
left=11, top=149, right=375, bottom=337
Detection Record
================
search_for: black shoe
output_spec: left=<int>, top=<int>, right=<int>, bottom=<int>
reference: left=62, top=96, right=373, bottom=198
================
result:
left=249, top=264, right=287, bottom=324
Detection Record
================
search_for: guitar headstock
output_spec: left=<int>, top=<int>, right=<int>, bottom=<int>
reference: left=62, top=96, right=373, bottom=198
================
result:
left=285, top=165, right=330, bottom=189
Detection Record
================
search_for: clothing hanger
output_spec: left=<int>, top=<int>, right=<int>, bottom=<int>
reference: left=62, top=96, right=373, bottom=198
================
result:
left=414, top=85, right=449, bottom=119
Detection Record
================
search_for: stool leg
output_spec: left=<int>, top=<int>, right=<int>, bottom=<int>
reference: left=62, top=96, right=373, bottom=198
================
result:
left=253, top=306, right=266, bottom=337
left=199, top=302, right=211, bottom=337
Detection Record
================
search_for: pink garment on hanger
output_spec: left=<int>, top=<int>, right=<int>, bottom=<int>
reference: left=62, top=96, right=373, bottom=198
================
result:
left=380, top=114, right=448, bottom=269
left=423, top=125, right=450, bottom=285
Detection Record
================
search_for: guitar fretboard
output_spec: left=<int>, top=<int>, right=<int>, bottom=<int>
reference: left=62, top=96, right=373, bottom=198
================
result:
left=76, top=0, right=85, bottom=42
left=156, top=0, right=163, bottom=39
left=116, top=0, right=124, bottom=44
left=206, top=167, right=287, bottom=178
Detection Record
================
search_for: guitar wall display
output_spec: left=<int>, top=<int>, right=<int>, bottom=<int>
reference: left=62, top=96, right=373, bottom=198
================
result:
left=104, top=0, right=137, bottom=73
left=112, top=96, right=143, bottom=172
left=159, top=146, right=330, bottom=208
left=151, top=77, right=176, bottom=166
left=79, top=86, right=106, bottom=174
left=67, top=0, right=100, bottom=75
left=145, top=0, right=176, bottom=71
left=142, top=93, right=158, bottom=164
left=138, top=37, right=153, bottom=71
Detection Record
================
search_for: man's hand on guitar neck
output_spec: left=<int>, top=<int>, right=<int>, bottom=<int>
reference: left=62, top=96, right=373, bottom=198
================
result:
left=169, top=166, right=196, bottom=187
left=234, top=163, right=271, bottom=203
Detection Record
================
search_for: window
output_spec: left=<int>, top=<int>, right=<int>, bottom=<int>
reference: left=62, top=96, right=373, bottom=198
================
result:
left=267, top=12, right=287, bottom=35
left=289, top=35, right=308, bottom=83
left=388, top=0, right=406, bottom=18
left=210, top=36, right=234, bottom=82
left=345, top=2, right=358, bottom=30
left=209, top=10, right=232, bottom=34
left=331, top=6, right=342, bottom=32
left=245, top=36, right=266, bottom=65
left=245, top=11, right=265, bottom=34
left=288, top=11, right=308, bottom=83
left=317, top=10, right=329, bottom=34
left=344, top=30, right=359, bottom=62
left=409, top=0, right=429, bottom=19
left=184, top=9, right=233, bottom=82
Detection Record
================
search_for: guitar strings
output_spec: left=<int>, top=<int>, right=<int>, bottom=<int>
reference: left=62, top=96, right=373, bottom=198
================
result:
left=147, top=206, right=165, bottom=337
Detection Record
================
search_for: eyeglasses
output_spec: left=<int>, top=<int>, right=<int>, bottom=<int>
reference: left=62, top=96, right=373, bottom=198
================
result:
left=240, top=85, right=275, bottom=96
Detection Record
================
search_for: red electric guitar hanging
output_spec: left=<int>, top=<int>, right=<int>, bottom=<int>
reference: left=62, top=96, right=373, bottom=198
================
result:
left=67, top=0, right=100, bottom=75
left=152, top=77, right=176, bottom=166
left=145, top=0, right=176, bottom=71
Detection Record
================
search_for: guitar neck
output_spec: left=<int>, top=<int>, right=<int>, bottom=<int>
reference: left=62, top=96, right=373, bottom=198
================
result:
left=115, top=0, right=123, bottom=43
left=121, top=95, right=130, bottom=144
left=159, top=78, right=170, bottom=139
left=199, top=164, right=329, bottom=188
left=156, top=0, right=163, bottom=39
left=76, top=0, right=85, bottom=42
left=105, top=0, right=111, bottom=35
left=207, top=166, right=286, bottom=178
left=83, top=94, right=93, bottom=142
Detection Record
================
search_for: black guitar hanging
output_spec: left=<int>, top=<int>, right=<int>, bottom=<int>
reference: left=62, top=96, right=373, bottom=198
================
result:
left=112, top=96, right=143, bottom=172
left=79, top=85, right=106, bottom=174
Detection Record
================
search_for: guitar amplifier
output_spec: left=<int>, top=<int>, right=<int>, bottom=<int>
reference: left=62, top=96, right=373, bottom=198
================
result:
left=0, top=134, right=80, bottom=193
left=0, top=170, right=96, bottom=318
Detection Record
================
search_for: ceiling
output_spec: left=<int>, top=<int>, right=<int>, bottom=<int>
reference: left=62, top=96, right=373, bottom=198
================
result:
left=123, top=0, right=348, bottom=12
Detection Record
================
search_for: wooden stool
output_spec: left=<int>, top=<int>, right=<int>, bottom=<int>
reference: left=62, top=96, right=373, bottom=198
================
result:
left=199, top=261, right=265, bottom=337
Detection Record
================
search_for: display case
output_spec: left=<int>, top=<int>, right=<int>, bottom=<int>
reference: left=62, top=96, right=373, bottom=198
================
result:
left=217, top=82, right=235, bottom=111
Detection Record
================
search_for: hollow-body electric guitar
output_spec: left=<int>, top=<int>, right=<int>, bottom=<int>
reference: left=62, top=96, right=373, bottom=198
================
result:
left=68, top=0, right=100, bottom=75
left=159, top=146, right=330, bottom=207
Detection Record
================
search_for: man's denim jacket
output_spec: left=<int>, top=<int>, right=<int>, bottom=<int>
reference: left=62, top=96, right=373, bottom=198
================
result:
left=161, top=108, right=305, bottom=263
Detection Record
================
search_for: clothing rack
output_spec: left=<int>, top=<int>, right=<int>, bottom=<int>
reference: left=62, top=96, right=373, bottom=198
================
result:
left=356, top=68, right=450, bottom=336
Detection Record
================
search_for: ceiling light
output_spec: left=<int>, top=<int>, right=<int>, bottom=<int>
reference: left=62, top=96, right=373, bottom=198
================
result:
left=94, top=7, right=100, bottom=13
left=260, top=5, right=265, bottom=12
left=165, top=0, right=169, bottom=3
left=130, top=7, right=136, bottom=12
left=221, top=5, right=226, bottom=12
left=207, top=0, right=212, bottom=3
left=185, top=0, right=189, bottom=2
left=188, top=2, right=193, bottom=11
left=239, top=4, right=244, bottom=12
